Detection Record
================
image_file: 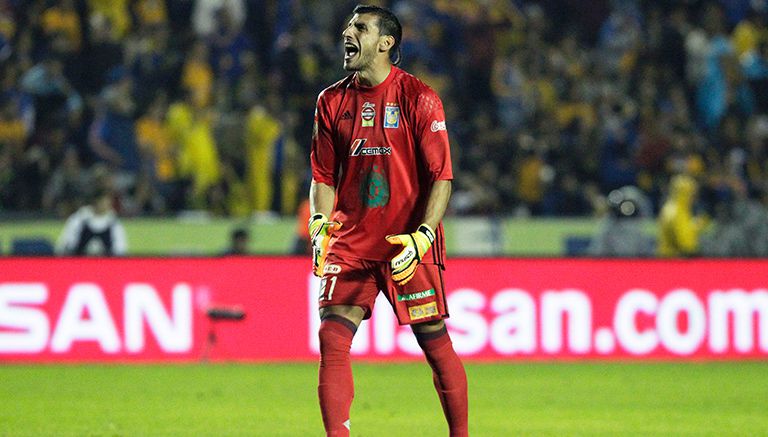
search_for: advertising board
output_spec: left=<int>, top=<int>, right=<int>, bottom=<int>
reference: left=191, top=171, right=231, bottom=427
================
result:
left=1, top=258, right=766, bottom=362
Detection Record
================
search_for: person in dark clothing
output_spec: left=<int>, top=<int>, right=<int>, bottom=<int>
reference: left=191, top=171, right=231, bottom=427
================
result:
left=224, top=227, right=250, bottom=255
left=56, top=188, right=127, bottom=256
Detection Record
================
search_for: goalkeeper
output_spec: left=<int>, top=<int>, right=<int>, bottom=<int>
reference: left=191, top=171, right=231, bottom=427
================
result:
left=308, top=5, right=467, bottom=436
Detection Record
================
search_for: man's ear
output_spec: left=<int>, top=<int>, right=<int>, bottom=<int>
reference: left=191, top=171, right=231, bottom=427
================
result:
left=378, top=34, right=395, bottom=53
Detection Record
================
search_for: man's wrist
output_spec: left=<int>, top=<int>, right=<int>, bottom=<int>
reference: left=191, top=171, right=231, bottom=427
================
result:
left=417, top=223, right=435, bottom=244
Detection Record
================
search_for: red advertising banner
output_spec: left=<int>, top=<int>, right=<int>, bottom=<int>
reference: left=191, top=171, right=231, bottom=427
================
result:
left=0, top=258, right=766, bottom=362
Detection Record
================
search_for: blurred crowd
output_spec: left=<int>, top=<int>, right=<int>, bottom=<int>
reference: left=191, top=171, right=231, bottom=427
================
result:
left=0, top=0, right=766, bottom=242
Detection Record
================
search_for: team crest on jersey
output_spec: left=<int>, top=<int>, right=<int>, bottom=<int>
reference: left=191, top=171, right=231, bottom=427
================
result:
left=384, top=105, right=400, bottom=128
left=361, top=102, right=375, bottom=127
left=360, top=165, right=390, bottom=208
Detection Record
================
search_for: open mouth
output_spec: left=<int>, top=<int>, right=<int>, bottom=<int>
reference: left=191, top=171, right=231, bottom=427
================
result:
left=344, top=43, right=359, bottom=61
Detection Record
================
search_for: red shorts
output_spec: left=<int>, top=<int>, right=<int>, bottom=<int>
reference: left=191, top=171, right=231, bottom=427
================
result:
left=318, top=253, right=449, bottom=325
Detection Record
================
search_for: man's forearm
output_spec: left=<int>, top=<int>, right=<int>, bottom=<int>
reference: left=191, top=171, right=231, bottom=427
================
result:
left=422, top=180, right=452, bottom=230
left=310, top=180, right=336, bottom=218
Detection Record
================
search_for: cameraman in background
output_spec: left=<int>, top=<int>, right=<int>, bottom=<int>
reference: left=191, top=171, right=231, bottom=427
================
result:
left=587, top=185, right=656, bottom=257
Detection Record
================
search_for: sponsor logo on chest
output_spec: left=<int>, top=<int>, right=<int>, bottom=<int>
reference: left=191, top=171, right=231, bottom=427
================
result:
left=361, top=102, right=375, bottom=127
left=350, top=138, right=391, bottom=156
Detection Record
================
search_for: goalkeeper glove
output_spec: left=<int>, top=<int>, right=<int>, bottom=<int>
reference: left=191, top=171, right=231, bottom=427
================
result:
left=309, top=213, right=342, bottom=277
left=385, top=223, right=435, bottom=285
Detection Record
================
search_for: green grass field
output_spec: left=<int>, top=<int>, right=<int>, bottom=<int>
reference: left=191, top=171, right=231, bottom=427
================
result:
left=2, top=362, right=767, bottom=436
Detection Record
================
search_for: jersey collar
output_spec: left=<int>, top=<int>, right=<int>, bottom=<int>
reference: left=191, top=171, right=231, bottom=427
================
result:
left=353, top=66, right=397, bottom=96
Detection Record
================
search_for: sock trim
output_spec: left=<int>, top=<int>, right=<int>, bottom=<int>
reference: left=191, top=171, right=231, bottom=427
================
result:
left=320, top=314, right=359, bottom=334
left=414, top=325, right=448, bottom=344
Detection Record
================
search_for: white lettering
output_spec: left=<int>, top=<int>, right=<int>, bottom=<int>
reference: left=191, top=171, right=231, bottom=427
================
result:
left=446, top=289, right=487, bottom=355
left=124, top=284, right=192, bottom=353
left=373, top=295, right=397, bottom=354
left=614, top=290, right=659, bottom=354
left=303, top=277, right=768, bottom=358
left=350, top=319, right=370, bottom=354
left=541, top=290, right=592, bottom=353
left=51, top=284, right=120, bottom=353
left=709, top=289, right=768, bottom=353
left=0, top=284, right=49, bottom=353
left=308, top=274, right=321, bottom=353
left=490, top=289, right=535, bottom=354
left=397, top=323, right=422, bottom=356
left=657, top=289, right=705, bottom=355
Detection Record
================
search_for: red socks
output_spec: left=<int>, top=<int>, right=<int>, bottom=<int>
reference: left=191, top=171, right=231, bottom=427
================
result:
left=416, top=327, right=469, bottom=437
left=318, top=318, right=468, bottom=437
left=318, top=316, right=356, bottom=436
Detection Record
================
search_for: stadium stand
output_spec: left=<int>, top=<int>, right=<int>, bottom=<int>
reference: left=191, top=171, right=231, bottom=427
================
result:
left=0, top=0, right=766, bottom=257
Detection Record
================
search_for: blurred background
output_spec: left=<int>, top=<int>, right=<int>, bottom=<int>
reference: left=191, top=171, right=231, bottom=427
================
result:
left=0, top=0, right=767, bottom=257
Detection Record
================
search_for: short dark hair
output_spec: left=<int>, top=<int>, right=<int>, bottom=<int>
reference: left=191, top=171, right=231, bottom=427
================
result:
left=353, top=4, right=402, bottom=65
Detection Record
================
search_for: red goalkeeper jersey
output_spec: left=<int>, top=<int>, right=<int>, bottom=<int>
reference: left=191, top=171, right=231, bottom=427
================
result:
left=311, top=66, right=453, bottom=265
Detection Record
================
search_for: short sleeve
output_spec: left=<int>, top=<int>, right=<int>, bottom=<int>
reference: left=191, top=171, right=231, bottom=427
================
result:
left=310, top=91, right=338, bottom=186
left=414, top=89, right=453, bottom=181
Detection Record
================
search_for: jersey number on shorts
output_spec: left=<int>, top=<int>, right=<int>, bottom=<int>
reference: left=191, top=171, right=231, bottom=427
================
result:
left=319, top=276, right=337, bottom=301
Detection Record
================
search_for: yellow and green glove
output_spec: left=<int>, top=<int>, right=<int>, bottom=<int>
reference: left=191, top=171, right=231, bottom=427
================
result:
left=309, top=213, right=342, bottom=277
left=385, top=223, right=435, bottom=285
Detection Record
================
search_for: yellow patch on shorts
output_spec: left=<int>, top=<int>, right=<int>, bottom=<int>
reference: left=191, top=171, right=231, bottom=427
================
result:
left=408, top=302, right=438, bottom=321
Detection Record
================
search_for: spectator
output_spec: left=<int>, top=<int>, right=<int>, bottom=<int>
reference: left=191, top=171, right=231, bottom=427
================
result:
left=43, top=147, right=91, bottom=218
left=20, top=55, right=82, bottom=130
left=40, top=0, right=82, bottom=53
left=742, top=41, right=768, bottom=114
left=0, top=0, right=767, bottom=238
left=87, top=0, right=131, bottom=41
left=700, top=182, right=768, bottom=257
left=244, top=104, right=280, bottom=214
left=223, top=227, right=249, bottom=255
left=167, top=92, right=221, bottom=208
left=0, top=96, right=29, bottom=156
left=181, top=40, right=214, bottom=109
left=657, top=174, right=708, bottom=257
left=78, top=12, right=124, bottom=95
left=193, top=0, right=245, bottom=39
left=731, top=9, right=766, bottom=57
left=133, top=0, right=168, bottom=30
left=89, top=68, right=140, bottom=192
left=136, top=93, right=183, bottom=211
left=56, top=187, right=128, bottom=256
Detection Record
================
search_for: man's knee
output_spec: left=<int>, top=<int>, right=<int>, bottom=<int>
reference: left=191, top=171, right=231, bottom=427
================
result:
left=412, top=318, right=446, bottom=334
left=319, top=305, right=365, bottom=328
left=318, top=306, right=363, bottom=358
left=318, top=323, right=355, bottom=368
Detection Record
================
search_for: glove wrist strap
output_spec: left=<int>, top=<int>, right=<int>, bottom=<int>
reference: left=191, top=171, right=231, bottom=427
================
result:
left=309, top=213, right=327, bottom=235
left=417, top=223, right=436, bottom=244
left=310, top=213, right=327, bottom=223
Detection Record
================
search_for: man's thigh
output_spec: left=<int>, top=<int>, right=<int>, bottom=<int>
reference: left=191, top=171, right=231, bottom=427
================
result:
left=318, top=254, right=380, bottom=320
